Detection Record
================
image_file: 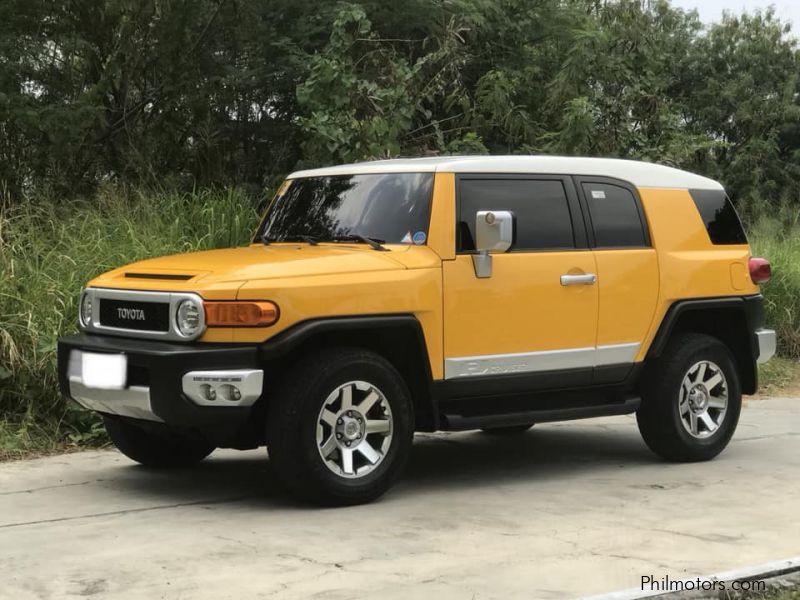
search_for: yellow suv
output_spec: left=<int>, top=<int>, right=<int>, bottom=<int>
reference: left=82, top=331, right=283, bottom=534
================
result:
left=58, top=156, right=776, bottom=504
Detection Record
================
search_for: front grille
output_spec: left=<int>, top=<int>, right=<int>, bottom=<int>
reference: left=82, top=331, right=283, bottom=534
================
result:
left=81, top=288, right=205, bottom=342
left=98, top=299, right=170, bottom=332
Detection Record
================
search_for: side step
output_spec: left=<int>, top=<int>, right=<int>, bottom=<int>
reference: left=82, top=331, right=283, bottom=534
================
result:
left=441, top=396, right=641, bottom=432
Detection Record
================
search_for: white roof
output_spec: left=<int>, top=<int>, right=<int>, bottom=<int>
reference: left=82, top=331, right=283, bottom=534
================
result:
left=288, top=155, right=723, bottom=191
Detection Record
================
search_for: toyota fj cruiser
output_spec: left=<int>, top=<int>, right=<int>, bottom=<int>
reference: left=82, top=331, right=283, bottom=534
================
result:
left=58, top=156, right=776, bottom=505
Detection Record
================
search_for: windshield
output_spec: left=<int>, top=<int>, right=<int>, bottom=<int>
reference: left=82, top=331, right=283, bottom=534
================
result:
left=256, top=173, right=434, bottom=245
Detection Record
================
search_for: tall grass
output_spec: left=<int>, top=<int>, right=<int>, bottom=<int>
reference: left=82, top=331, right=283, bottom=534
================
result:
left=748, top=204, right=800, bottom=359
left=0, top=187, right=259, bottom=456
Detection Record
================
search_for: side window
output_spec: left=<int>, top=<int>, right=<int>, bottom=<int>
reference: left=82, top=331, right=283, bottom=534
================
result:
left=689, top=189, right=748, bottom=245
left=582, top=183, right=648, bottom=248
left=458, top=179, right=575, bottom=252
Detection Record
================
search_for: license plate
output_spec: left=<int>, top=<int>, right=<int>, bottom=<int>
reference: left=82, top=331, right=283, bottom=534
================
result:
left=81, top=352, right=127, bottom=390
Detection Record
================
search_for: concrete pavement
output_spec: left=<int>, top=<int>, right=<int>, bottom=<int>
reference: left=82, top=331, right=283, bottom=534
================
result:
left=1, top=397, right=798, bottom=599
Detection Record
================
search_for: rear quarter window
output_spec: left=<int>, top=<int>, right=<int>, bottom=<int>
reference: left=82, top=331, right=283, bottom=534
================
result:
left=689, top=190, right=748, bottom=245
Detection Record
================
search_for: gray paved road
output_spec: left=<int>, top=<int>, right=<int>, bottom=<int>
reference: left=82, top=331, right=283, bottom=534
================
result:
left=1, top=398, right=798, bottom=599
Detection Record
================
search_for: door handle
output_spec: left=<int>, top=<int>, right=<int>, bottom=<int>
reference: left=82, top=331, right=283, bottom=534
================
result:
left=560, top=273, right=597, bottom=286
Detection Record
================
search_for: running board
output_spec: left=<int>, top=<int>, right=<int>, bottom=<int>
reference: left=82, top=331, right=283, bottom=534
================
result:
left=441, top=396, right=641, bottom=432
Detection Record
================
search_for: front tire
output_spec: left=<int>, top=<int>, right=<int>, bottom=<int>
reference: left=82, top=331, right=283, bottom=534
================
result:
left=103, top=416, right=215, bottom=467
left=266, top=347, right=414, bottom=506
left=637, top=333, right=741, bottom=462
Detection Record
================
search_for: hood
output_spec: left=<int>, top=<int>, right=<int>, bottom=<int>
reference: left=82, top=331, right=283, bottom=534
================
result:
left=88, top=243, right=431, bottom=294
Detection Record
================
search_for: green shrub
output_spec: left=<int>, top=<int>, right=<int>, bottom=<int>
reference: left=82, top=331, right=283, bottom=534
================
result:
left=747, top=205, right=800, bottom=359
left=0, top=187, right=259, bottom=453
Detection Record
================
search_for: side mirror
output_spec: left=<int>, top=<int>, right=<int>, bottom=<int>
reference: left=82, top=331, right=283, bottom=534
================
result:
left=475, top=210, right=513, bottom=253
left=473, top=210, right=513, bottom=278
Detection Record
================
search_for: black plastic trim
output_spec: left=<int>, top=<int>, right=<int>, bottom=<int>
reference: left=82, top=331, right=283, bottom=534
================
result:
left=258, top=314, right=430, bottom=371
left=436, top=367, right=594, bottom=400
left=442, top=396, right=640, bottom=431
left=124, top=272, right=194, bottom=281
left=646, top=295, right=764, bottom=395
left=647, top=296, right=761, bottom=359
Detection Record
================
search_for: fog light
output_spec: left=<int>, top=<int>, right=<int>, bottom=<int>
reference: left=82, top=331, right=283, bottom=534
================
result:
left=219, top=384, right=242, bottom=402
left=181, top=370, right=263, bottom=407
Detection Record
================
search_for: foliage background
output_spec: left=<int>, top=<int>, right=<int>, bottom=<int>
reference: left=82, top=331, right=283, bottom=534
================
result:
left=2, top=0, right=800, bottom=455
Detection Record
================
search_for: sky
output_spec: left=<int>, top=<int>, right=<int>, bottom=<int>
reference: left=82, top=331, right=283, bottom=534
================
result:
left=670, top=0, right=800, bottom=28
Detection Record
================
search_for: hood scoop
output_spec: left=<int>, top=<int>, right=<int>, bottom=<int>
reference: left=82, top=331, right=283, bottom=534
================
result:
left=124, top=272, right=195, bottom=281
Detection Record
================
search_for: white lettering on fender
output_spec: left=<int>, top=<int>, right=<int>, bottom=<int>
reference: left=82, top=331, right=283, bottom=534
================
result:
left=117, top=307, right=146, bottom=321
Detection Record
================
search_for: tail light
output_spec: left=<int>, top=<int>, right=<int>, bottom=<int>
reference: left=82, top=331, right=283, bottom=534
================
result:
left=748, top=257, right=772, bottom=284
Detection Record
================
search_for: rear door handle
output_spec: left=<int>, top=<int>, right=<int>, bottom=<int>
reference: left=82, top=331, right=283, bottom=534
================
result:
left=560, top=273, right=597, bottom=286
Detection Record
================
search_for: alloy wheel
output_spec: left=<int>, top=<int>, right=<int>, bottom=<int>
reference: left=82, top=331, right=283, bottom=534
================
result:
left=678, top=360, right=728, bottom=439
left=316, top=380, right=394, bottom=478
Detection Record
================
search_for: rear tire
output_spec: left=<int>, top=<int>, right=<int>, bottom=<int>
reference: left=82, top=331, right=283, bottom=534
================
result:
left=637, top=333, right=741, bottom=462
left=266, top=347, right=414, bottom=506
left=480, top=423, right=534, bottom=435
left=103, top=416, right=215, bottom=467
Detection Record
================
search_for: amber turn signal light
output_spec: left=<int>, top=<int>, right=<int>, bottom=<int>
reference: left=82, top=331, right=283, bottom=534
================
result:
left=205, top=301, right=279, bottom=327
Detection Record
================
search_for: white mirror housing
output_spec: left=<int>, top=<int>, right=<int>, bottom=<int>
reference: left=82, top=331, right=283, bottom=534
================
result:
left=475, top=210, right=513, bottom=253
left=472, top=210, right=513, bottom=278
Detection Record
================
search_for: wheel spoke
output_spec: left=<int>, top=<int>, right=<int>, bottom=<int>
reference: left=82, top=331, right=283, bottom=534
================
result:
left=365, top=419, right=391, bottom=434
left=679, top=399, right=691, bottom=415
left=320, top=409, right=337, bottom=427
left=694, top=362, right=707, bottom=385
left=340, top=384, right=353, bottom=409
left=699, top=412, right=717, bottom=432
left=358, top=389, right=380, bottom=414
left=704, top=373, right=723, bottom=391
left=689, top=412, right=699, bottom=435
left=340, top=448, right=354, bottom=474
left=708, top=397, right=727, bottom=410
left=357, top=440, right=381, bottom=464
left=320, top=435, right=337, bottom=459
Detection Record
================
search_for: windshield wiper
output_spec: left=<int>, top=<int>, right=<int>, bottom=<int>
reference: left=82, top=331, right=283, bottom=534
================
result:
left=331, top=234, right=389, bottom=251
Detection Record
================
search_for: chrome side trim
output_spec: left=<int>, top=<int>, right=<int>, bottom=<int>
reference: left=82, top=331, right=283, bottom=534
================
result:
left=80, top=287, right=206, bottom=342
left=594, top=342, right=641, bottom=366
left=181, top=370, right=264, bottom=407
left=444, top=343, right=641, bottom=379
left=755, top=329, right=777, bottom=364
left=69, top=377, right=162, bottom=422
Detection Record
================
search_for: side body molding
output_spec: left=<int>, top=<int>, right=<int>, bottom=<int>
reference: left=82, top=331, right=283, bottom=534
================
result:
left=444, top=343, right=640, bottom=379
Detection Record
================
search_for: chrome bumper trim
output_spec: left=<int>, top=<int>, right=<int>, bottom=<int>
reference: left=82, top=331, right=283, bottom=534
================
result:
left=181, top=369, right=264, bottom=407
left=756, top=329, right=777, bottom=364
left=69, top=377, right=162, bottom=422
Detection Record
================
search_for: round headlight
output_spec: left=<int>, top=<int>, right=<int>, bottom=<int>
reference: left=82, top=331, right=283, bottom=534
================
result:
left=176, top=299, right=202, bottom=337
left=80, top=292, right=93, bottom=327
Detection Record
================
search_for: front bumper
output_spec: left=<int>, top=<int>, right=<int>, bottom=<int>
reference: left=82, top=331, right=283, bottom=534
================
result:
left=58, top=334, right=263, bottom=445
left=755, top=328, right=777, bottom=364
